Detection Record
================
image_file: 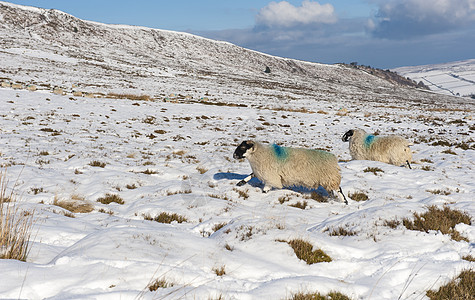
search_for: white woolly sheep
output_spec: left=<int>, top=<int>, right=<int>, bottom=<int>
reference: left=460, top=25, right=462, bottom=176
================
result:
left=342, top=128, right=412, bottom=168
left=233, top=140, right=347, bottom=204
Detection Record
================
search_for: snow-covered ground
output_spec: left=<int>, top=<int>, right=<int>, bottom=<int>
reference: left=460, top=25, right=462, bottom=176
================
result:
left=393, top=59, right=475, bottom=98
left=0, top=2, right=474, bottom=299
left=0, top=86, right=473, bottom=299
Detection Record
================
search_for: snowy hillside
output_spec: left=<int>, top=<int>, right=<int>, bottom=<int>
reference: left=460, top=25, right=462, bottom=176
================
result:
left=394, top=59, right=475, bottom=98
left=0, top=1, right=474, bottom=300
left=0, top=1, right=469, bottom=108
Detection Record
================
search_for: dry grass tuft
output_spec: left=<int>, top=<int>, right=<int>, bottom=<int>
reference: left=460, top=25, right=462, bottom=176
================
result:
left=363, top=167, right=384, bottom=175
left=213, top=265, right=226, bottom=276
left=349, top=191, right=369, bottom=202
left=280, top=239, right=332, bottom=264
left=328, top=226, right=357, bottom=236
left=96, top=193, right=124, bottom=205
left=303, top=192, right=328, bottom=203
left=233, top=188, right=249, bottom=200
left=426, top=269, right=474, bottom=300
left=89, top=160, right=106, bottom=168
left=143, top=212, right=188, bottom=224
left=196, top=166, right=208, bottom=174
left=403, top=205, right=471, bottom=242
left=212, top=222, right=227, bottom=233
left=462, top=255, right=475, bottom=262
left=289, top=201, right=308, bottom=210
left=53, top=194, right=94, bottom=213
left=148, top=278, right=174, bottom=291
left=288, top=291, right=350, bottom=300
left=383, top=219, right=401, bottom=229
left=0, top=170, right=36, bottom=261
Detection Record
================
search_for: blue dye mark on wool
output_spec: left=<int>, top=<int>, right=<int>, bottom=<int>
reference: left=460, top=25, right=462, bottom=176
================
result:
left=364, top=135, right=376, bottom=149
left=272, top=144, right=289, bottom=161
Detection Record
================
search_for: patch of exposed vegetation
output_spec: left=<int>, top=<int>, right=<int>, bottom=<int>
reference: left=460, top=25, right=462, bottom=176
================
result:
left=426, top=269, right=474, bottom=300
left=1, top=170, right=36, bottom=261
left=289, top=201, right=308, bottom=210
left=279, top=239, right=332, bottom=264
left=327, top=226, right=357, bottom=236
left=89, top=160, right=106, bottom=168
left=148, top=278, right=174, bottom=291
left=143, top=212, right=188, bottom=224
left=403, top=205, right=471, bottom=242
left=96, top=193, right=124, bottom=205
left=286, top=291, right=351, bottom=300
left=349, top=191, right=369, bottom=201
left=363, top=167, right=384, bottom=175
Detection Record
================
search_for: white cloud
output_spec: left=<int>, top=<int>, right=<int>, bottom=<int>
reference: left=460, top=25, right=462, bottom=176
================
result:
left=370, top=0, right=475, bottom=39
left=256, top=1, right=337, bottom=28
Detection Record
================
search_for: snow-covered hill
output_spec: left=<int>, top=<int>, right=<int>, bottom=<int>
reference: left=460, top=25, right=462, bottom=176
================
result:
left=393, top=59, right=475, bottom=98
left=0, top=1, right=469, bottom=107
left=0, top=1, right=474, bottom=300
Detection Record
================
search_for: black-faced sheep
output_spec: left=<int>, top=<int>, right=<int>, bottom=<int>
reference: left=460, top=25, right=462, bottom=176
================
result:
left=233, top=140, right=347, bottom=204
left=342, top=128, right=412, bottom=168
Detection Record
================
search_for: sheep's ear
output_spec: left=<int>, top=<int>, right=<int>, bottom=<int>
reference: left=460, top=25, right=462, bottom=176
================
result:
left=342, top=130, right=354, bottom=142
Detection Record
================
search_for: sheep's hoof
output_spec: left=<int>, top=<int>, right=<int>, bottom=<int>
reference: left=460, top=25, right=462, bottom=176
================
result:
left=236, top=180, right=246, bottom=186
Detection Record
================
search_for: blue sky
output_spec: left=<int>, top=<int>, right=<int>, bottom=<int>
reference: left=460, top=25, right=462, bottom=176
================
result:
left=5, top=0, right=475, bottom=68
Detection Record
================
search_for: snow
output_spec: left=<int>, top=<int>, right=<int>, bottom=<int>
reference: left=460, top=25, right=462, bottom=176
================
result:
left=393, top=59, right=475, bottom=97
left=0, top=86, right=473, bottom=300
left=0, top=2, right=474, bottom=299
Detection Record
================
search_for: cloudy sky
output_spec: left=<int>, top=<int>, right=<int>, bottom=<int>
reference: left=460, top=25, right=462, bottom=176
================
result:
left=5, top=0, right=475, bottom=68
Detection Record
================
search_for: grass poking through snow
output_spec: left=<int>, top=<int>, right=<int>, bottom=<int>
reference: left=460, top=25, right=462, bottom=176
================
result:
left=403, top=205, right=471, bottom=242
left=279, top=239, right=332, bottom=264
left=0, top=170, right=36, bottom=261
left=426, top=269, right=474, bottom=300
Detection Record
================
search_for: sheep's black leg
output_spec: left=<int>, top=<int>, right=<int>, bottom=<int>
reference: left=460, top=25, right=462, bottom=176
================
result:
left=237, top=173, right=254, bottom=186
left=406, top=160, right=412, bottom=169
left=339, top=187, right=348, bottom=205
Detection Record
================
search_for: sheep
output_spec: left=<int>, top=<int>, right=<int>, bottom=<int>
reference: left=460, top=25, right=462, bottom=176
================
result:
left=233, top=140, right=347, bottom=204
left=342, top=128, right=412, bottom=168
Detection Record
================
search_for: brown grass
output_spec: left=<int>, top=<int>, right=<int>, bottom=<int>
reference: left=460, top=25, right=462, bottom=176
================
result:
left=328, top=226, right=357, bottom=236
left=213, top=265, right=226, bottom=276
left=89, top=160, right=106, bottom=168
left=148, top=278, right=174, bottom=291
left=462, top=255, right=475, bottom=262
left=363, top=167, right=384, bottom=175
left=96, top=193, right=124, bottom=205
left=233, top=188, right=249, bottom=200
left=143, top=212, right=188, bottom=224
left=303, top=192, right=327, bottom=203
left=287, top=291, right=350, bottom=300
left=212, top=222, right=227, bottom=233
left=349, top=191, right=369, bottom=201
left=53, top=195, right=94, bottom=213
left=0, top=170, right=36, bottom=261
left=403, top=205, right=471, bottom=241
left=196, top=166, right=208, bottom=174
left=289, top=201, right=308, bottom=209
left=280, top=239, right=332, bottom=264
left=426, top=269, right=474, bottom=300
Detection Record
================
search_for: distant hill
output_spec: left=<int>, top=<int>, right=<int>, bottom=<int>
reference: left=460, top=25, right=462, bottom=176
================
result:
left=393, top=59, right=475, bottom=99
left=0, top=1, right=468, bottom=107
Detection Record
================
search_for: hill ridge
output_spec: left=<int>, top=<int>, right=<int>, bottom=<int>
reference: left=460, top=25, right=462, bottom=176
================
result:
left=0, top=1, right=470, bottom=107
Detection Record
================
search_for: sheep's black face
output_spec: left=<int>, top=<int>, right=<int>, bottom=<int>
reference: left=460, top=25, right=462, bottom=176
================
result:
left=342, top=130, right=354, bottom=142
left=233, top=141, right=254, bottom=159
